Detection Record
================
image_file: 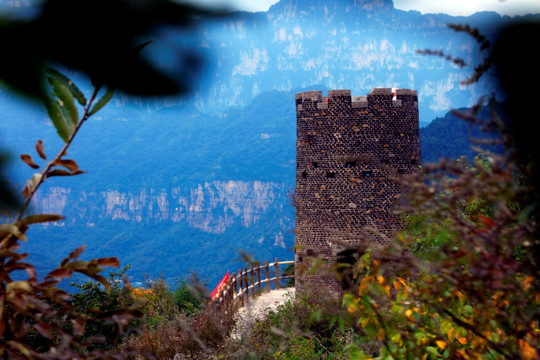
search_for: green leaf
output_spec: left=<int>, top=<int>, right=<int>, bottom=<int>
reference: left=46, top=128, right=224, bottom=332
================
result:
left=45, top=96, right=70, bottom=142
left=48, top=76, right=79, bottom=127
left=88, top=87, right=114, bottom=116
left=426, top=346, right=440, bottom=357
left=46, top=68, right=87, bottom=106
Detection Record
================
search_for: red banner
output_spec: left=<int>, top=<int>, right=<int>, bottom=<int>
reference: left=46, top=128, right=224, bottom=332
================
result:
left=210, top=271, right=229, bottom=300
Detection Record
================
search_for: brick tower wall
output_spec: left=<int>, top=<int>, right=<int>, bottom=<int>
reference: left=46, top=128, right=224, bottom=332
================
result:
left=294, top=88, right=421, bottom=293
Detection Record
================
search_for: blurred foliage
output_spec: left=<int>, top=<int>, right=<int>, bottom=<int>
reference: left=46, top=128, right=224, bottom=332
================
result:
left=0, top=68, right=143, bottom=358
left=173, top=276, right=206, bottom=316
left=339, top=22, right=540, bottom=359
left=0, top=0, right=222, bottom=100
left=0, top=0, right=226, bottom=211
left=69, top=266, right=139, bottom=351
left=118, top=275, right=232, bottom=359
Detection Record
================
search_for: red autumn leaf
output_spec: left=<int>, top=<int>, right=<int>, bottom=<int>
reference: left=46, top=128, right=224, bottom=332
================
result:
left=71, top=318, right=86, bottom=336
left=46, top=169, right=86, bottom=178
left=69, top=245, right=86, bottom=261
left=46, top=268, right=72, bottom=280
left=35, top=140, right=47, bottom=160
left=20, top=154, right=39, bottom=169
left=35, top=321, right=53, bottom=339
left=38, top=279, right=60, bottom=288
left=479, top=214, right=495, bottom=228
left=96, top=257, right=120, bottom=268
left=25, top=266, right=37, bottom=279
left=52, top=159, right=79, bottom=173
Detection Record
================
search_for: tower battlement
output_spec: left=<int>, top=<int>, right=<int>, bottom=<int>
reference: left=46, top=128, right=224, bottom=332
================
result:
left=294, top=88, right=421, bottom=294
left=295, top=88, right=418, bottom=111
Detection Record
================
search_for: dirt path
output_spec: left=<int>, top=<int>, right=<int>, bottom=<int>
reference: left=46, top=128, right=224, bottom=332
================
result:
left=231, top=288, right=295, bottom=339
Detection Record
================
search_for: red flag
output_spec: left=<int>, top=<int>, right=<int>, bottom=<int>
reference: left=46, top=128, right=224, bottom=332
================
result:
left=211, top=271, right=229, bottom=300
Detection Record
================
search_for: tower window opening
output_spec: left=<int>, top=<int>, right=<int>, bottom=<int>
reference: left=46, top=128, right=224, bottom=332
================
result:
left=362, top=171, right=372, bottom=178
left=302, top=170, right=307, bottom=178
left=411, top=159, right=417, bottom=165
left=345, top=161, right=357, bottom=168
left=326, top=172, right=335, bottom=178
left=312, top=162, right=318, bottom=168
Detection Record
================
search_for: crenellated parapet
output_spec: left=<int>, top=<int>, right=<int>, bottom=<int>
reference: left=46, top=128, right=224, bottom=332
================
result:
left=296, top=88, right=418, bottom=111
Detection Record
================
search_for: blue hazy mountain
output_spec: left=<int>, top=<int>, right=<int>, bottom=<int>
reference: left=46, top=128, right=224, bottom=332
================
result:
left=138, top=0, right=519, bottom=123
left=0, top=0, right=535, bottom=288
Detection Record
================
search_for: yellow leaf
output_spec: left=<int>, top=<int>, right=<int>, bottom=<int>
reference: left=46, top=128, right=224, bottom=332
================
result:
left=436, top=340, right=447, bottom=349
left=523, top=276, right=534, bottom=290
left=405, top=309, right=413, bottom=319
left=456, top=335, right=467, bottom=345
left=473, top=337, right=486, bottom=348
left=7, top=281, right=32, bottom=293
left=377, top=275, right=385, bottom=285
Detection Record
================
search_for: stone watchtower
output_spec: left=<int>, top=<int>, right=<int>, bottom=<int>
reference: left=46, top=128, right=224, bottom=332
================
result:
left=294, top=88, right=421, bottom=293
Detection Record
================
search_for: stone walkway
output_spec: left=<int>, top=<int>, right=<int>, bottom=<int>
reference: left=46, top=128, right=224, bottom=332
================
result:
left=230, top=288, right=295, bottom=339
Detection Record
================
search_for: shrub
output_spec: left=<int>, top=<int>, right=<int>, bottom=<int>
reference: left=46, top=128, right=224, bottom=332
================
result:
left=173, top=274, right=207, bottom=316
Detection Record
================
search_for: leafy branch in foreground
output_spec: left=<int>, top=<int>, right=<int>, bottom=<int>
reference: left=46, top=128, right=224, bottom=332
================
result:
left=17, top=69, right=114, bottom=221
left=341, top=24, right=540, bottom=360
left=0, top=69, right=141, bottom=359
left=416, top=23, right=493, bottom=85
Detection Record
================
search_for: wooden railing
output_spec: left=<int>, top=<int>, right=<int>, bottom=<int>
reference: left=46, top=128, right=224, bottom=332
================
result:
left=211, top=258, right=294, bottom=314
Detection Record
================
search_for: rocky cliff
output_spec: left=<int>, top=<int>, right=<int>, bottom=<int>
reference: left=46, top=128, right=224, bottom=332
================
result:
left=31, top=181, right=291, bottom=236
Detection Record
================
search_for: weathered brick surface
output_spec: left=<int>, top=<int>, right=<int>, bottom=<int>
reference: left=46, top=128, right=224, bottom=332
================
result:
left=294, top=88, right=422, bottom=293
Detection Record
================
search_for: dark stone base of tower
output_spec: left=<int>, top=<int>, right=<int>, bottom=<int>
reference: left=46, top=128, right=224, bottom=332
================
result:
left=294, top=88, right=421, bottom=294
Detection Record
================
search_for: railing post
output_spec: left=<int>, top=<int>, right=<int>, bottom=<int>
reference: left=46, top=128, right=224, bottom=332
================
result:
left=222, top=280, right=228, bottom=313
left=243, top=266, right=249, bottom=304
left=238, top=268, right=244, bottom=307
left=265, top=260, right=270, bottom=293
left=275, top=258, right=280, bottom=290
left=250, top=264, right=255, bottom=299
left=231, top=273, right=237, bottom=310
left=256, top=264, right=261, bottom=295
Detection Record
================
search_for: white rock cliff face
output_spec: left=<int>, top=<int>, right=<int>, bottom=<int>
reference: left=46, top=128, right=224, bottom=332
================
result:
left=31, top=181, right=290, bottom=234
